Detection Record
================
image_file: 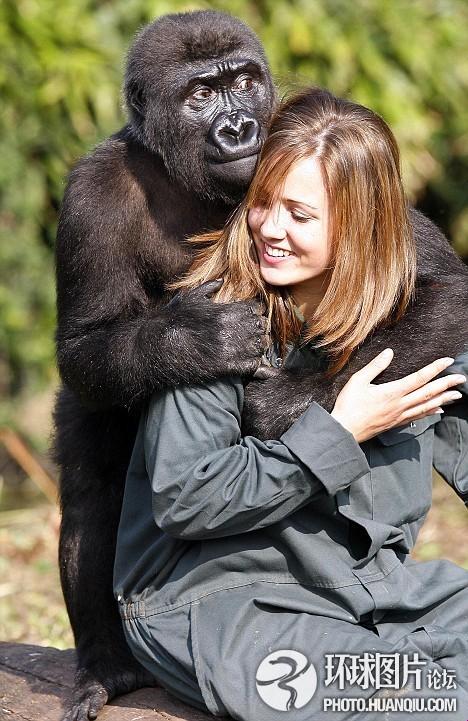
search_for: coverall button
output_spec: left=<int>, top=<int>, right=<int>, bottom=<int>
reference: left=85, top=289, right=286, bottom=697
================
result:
left=275, top=357, right=283, bottom=368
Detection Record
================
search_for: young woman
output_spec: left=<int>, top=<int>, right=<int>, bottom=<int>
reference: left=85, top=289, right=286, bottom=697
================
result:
left=113, top=88, right=468, bottom=720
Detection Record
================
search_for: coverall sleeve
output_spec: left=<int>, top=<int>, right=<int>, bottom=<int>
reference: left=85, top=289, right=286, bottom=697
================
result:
left=433, top=351, right=468, bottom=506
left=144, top=376, right=370, bottom=540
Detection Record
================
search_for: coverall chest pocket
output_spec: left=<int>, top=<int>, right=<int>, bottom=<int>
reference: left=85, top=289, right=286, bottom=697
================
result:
left=368, top=414, right=440, bottom=526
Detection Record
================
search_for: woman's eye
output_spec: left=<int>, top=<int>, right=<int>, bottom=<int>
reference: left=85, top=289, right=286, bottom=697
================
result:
left=291, top=212, right=311, bottom=223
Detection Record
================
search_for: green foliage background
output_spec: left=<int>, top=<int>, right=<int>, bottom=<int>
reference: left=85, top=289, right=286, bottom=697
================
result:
left=1, top=0, right=467, bottom=419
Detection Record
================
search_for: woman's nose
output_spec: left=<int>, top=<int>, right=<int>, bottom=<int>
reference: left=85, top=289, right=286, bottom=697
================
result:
left=259, top=206, right=287, bottom=240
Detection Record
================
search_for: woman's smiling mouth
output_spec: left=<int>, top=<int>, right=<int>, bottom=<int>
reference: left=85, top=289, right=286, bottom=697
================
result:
left=263, top=242, right=295, bottom=263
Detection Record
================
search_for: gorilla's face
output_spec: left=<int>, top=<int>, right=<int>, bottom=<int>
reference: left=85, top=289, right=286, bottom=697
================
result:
left=125, top=12, right=276, bottom=205
left=180, top=57, right=272, bottom=198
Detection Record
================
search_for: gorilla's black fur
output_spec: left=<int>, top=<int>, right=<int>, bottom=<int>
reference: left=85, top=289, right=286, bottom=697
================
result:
left=54, top=10, right=468, bottom=721
left=54, top=11, right=275, bottom=721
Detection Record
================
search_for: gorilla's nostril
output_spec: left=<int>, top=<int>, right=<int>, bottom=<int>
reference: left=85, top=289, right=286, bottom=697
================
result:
left=241, top=119, right=258, bottom=143
left=208, top=111, right=261, bottom=158
left=221, top=123, right=242, bottom=140
left=220, top=115, right=249, bottom=140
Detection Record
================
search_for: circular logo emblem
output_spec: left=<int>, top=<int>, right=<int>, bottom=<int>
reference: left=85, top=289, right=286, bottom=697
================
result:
left=255, top=649, right=317, bottom=711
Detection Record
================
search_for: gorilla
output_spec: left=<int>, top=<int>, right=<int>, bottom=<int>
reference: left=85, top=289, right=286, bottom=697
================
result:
left=54, top=11, right=275, bottom=721
left=54, top=9, right=468, bottom=721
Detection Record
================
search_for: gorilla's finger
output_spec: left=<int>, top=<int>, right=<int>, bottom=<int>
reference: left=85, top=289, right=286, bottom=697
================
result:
left=247, top=298, right=267, bottom=316
left=198, top=278, right=224, bottom=297
left=247, top=333, right=267, bottom=351
left=250, top=315, right=269, bottom=332
left=252, top=366, right=282, bottom=380
left=258, top=334, right=267, bottom=351
left=66, top=704, right=82, bottom=721
left=87, top=688, right=108, bottom=720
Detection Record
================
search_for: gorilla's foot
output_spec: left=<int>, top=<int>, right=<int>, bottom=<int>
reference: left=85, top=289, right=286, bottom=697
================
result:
left=62, top=662, right=156, bottom=721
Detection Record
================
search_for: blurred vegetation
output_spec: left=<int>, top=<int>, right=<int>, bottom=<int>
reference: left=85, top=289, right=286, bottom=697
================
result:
left=1, top=0, right=468, bottom=420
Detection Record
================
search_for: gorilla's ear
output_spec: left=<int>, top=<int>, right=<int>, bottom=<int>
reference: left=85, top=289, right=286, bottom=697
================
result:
left=127, top=80, right=146, bottom=117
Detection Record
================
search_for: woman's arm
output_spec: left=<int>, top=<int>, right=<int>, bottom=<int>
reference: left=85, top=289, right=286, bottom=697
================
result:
left=433, top=352, right=468, bottom=506
left=145, top=376, right=370, bottom=540
left=146, top=351, right=465, bottom=540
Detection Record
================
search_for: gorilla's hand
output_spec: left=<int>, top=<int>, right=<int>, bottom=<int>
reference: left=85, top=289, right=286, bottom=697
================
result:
left=62, top=663, right=156, bottom=721
left=156, top=280, right=268, bottom=385
left=57, top=280, right=268, bottom=409
left=62, top=670, right=108, bottom=721
left=242, top=368, right=336, bottom=440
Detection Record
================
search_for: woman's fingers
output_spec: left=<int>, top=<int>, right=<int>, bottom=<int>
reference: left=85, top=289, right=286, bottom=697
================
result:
left=399, top=389, right=463, bottom=423
left=405, top=409, right=444, bottom=423
left=333, top=351, right=464, bottom=443
left=387, top=356, right=456, bottom=395
left=399, top=373, right=465, bottom=411
left=352, top=348, right=394, bottom=383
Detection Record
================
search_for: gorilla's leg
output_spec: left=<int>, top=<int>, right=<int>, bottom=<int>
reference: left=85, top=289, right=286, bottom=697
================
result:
left=54, top=388, right=155, bottom=721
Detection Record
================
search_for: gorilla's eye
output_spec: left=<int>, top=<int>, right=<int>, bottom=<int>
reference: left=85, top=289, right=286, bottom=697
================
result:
left=233, top=76, right=255, bottom=92
left=191, top=86, right=215, bottom=102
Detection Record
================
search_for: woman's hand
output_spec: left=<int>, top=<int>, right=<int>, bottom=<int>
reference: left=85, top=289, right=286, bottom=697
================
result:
left=331, top=349, right=466, bottom=443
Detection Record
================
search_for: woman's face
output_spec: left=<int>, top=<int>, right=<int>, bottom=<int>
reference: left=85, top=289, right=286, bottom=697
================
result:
left=247, top=156, right=331, bottom=290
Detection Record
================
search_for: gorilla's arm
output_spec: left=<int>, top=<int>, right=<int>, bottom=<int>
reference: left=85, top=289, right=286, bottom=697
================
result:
left=56, top=146, right=263, bottom=410
left=410, top=207, right=466, bottom=276
left=243, top=211, right=468, bottom=440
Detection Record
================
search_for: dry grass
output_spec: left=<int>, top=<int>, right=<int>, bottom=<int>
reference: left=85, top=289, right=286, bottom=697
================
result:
left=0, top=504, right=73, bottom=649
left=414, top=474, right=468, bottom=567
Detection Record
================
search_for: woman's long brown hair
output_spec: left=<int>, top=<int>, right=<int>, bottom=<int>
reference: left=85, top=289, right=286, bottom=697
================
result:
left=171, top=87, right=416, bottom=374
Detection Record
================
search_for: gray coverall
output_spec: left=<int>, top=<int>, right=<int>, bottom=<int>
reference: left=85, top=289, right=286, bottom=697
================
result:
left=113, top=346, right=468, bottom=720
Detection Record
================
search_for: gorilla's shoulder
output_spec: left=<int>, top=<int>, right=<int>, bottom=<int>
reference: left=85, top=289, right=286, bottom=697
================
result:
left=72, top=128, right=128, bottom=171
left=410, top=206, right=467, bottom=277
left=64, top=127, right=159, bottom=209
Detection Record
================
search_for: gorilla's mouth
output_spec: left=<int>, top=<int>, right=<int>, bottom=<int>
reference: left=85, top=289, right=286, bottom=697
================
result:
left=207, top=152, right=259, bottom=188
left=208, top=150, right=259, bottom=165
